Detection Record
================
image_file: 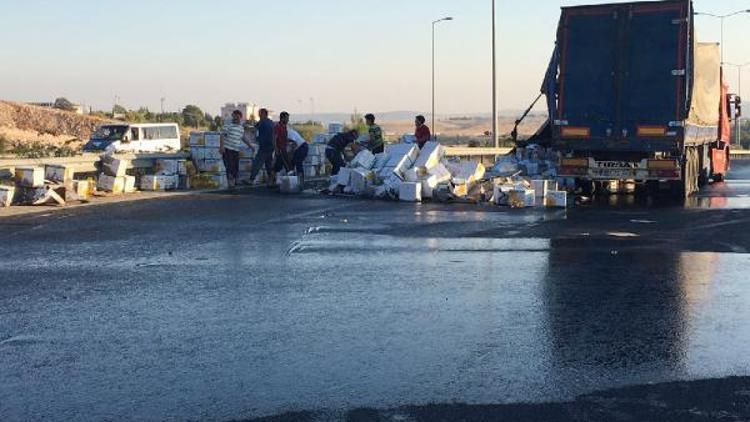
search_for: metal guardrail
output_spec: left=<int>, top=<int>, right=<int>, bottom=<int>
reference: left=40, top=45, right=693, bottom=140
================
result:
left=0, top=152, right=189, bottom=175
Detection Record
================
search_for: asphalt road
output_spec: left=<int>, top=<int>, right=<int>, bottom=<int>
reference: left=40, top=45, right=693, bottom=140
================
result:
left=3, top=164, right=750, bottom=421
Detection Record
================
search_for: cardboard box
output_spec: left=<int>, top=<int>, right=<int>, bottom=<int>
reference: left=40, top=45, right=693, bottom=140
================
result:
left=0, top=185, right=14, bottom=207
left=140, top=175, right=179, bottom=191
left=101, top=157, right=128, bottom=177
left=544, top=190, right=568, bottom=208
left=15, top=167, right=45, bottom=188
left=399, top=182, right=422, bottom=202
left=204, top=132, right=221, bottom=148
left=188, top=132, right=206, bottom=146
left=196, top=159, right=226, bottom=173
left=123, top=175, right=136, bottom=193
left=413, top=142, right=445, bottom=171
left=191, top=146, right=222, bottom=161
left=45, top=164, right=74, bottom=184
left=97, top=174, right=125, bottom=193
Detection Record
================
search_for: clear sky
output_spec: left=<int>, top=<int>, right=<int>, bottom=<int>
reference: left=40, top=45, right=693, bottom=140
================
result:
left=0, top=0, right=748, bottom=116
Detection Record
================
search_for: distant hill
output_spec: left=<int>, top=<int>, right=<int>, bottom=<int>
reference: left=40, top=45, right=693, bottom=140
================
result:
left=291, top=109, right=543, bottom=124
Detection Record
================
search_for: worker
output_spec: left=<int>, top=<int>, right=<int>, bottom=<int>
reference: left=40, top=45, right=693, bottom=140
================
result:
left=249, top=108, right=275, bottom=186
left=273, top=112, right=292, bottom=177
left=364, top=113, right=384, bottom=154
left=325, top=129, right=359, bottom=175
left=414, top=115, right=431, bottom=149
left=287, top=127, right=309, bottom=183
left=220, top=110, right=246, bottom=188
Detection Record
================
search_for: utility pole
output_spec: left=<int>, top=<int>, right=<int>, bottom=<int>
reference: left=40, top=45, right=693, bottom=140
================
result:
left=432, top=16, right=453, bottom=140
left=492, top=0, right=498, bottom=148
left=726, top=63, right=748, bottom=146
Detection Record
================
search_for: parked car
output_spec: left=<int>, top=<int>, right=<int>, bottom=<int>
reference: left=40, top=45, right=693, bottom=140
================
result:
left=83, top=123, right=181, bottom=153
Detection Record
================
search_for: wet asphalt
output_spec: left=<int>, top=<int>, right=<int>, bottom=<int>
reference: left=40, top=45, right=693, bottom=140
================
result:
left=3, top=164, right=750, bottom=421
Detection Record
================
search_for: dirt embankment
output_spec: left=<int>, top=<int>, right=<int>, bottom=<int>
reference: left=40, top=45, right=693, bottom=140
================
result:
left=0, top=100, right=114, bottom=150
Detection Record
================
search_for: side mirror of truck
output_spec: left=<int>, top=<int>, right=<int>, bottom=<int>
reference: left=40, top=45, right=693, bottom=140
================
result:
left=736, top=96, right=743, bottom=118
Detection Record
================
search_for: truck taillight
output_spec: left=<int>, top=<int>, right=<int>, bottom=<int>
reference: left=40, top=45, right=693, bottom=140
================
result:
left=561, top=127, right=591, bottom=138
left=647, top=159, right=677, bottom=170
left=637, top=125, right=667, bottom=137
left=561, top=158, right=589, bottom=167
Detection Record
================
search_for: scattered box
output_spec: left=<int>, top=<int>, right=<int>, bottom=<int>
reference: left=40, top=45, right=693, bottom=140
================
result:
left=44, top=164, right=74, bottom=184
left=72, top=180, right=91, bottom=201
left=544, top=190, right=568, bottom=208
left=101, top=157, right=128, bottom=177
left=15, top=167, right=45, bottom=188
left=508, top=189, right=535, bottom=208
left=196, top=159, right=226, bottom=173
left=0, top=185, right=15, bottom=207
left=155, top=159, right=180, bottom=175
left=532, top=179, right=557, bottom=198
left=140, top=175, right=179, bottom=191
left=204, top=132, right=221, bottom=148
left=413, top=142, right=445, bottom=171
left=123, top=175, right=137, bottom=193
left=280, top=176, right=301, bottom=194
left=336, top=168, right=352, bottom=187
left=97, top=174, right=125, bottom=193
left=399, top=182, right=422, bottom=202
left=350, top=169, right=374, bottom=194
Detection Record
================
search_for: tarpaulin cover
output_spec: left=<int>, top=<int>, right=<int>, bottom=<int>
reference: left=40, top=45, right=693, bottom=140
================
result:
left=688, top=42, right=721, bottom=127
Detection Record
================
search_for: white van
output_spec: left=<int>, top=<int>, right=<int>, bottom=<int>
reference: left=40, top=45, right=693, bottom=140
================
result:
left=83, top=123, right=181, bottom=153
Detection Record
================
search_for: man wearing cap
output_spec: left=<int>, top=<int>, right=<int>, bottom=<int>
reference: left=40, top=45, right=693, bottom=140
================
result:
left=364, top=113, right=384, bottom=154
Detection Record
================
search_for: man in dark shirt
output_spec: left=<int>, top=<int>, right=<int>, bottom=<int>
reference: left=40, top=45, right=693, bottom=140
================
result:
left=250, top=108, right=275, bottom=185
left=414, top=115, right=431, bottom=149
left=325, top=129, right=359, bottom=175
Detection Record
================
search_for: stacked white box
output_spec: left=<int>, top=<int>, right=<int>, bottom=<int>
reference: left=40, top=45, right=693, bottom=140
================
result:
left=0, top=185, right=14, bottom=207
left=399, top=182, right=422, bottom=202
left=15, top=167, right=45, bottom=188
left=97, top=174, right=125, bottom=193
left=44, top=165, right=74, bottom=184
left=141, top=175, right=179, bottom=191
left=544, top=190, right=568, bottom=208
left=123, top=176, right=137, bottom=193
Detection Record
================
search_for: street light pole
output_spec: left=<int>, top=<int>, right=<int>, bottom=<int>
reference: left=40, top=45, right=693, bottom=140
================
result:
left=694, top=10, right=750, bottom=64
left=432, top=17, right=453, bottom=140
left=492, top=0, right=498, bottom=148
left=726, top=62, right=749, bottom=146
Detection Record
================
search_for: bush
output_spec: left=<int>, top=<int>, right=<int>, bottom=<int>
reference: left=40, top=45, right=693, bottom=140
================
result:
left=9, top=141, right=78, bottom=158
left=0, top=135, right=7, bottom=154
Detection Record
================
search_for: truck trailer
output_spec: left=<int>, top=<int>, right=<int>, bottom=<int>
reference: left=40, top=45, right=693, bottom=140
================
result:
left=522, top=0, right=738, bottom=197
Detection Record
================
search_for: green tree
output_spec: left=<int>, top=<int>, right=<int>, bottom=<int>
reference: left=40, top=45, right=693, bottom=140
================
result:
left=181, top=105, right=205, bottom=128
left=112, top=104, right=127, bottom=115
left=53, top=97, right=77, bottom=112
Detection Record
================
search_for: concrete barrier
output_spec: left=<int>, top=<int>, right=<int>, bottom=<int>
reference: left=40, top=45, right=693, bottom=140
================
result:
left=0, top=152, right=190, bottom=176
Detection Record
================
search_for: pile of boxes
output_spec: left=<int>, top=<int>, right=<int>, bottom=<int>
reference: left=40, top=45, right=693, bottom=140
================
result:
left=140, top=158, right=187, bottom=191
left=1, top=164, right=91, bottom=207
left=98, top=155, right=136, bottom=194
left=303, top=143, right=328, bottom=179
left=188, top=131, right=230, bottom=189
left=328, top=141, right=569, bottom=208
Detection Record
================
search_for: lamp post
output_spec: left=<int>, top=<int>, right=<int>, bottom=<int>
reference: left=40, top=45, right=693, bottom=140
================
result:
left=725, top=62, right=749, bottom=146
left=492, top=0, right=498, bottom=148
left=694, top=10, right=750, bottom=63
left=432, top=17, right=453, bottom=139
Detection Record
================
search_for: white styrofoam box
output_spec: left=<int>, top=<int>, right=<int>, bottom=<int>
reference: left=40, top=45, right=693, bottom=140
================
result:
left=532, top=179, right=557, bottom=198
left=421, top=180, right=435, bottom=199
left=123, top=175, right=136, bottom=193
left=413, top=142, right=445, bottom=170
left=238, top=147, right=256, bottom=159
left=453, top=182, right=469, bottom=198
left=523, top=161, right=540, bottom=176
left=304, top=166, right=318, bottom=178
left=385, top=143, right=419, bottom=168
left=15, top=167, right=45, bottom=188
left=191, top=146, right=222, bottom=161
left=189, top=132, right=206, bottom=146
left=204, top=132, right=221, bottom=148
left=351, top=150, right=376, bottom=170
left=374, top=185, right=388, bottom=199
left=102, top=157, right=127, bottom=177
left=73, top=180, right=91, bottom=200
left=350, top=169, right=374, bottom=194
left=428, top=163, right=452, bottom=184
left=399, top=182, right=422, bottom=202
left=304, top=155, right=322, bottom=166
left=373, top=153, right=389, bottom=171
left=377, top=166, right=397, bottom=181
left=0, top=185, right=15, bottom=207
left=451, top=160, right=486, bottom=183
left=140, top=175, right=179, bottom=191
left=239, top=159, right=254, bottom=173
left=44, top=164, right=73, bottom=184
left=328, top=122, right=344, bottom=134
left=155, top=159, right=180, bottom=175
left=178, top=160, right=188, bottom=176
left=508, top=189, right=535, bottom=208
left=404, top=168, right=420, bottom=183
left=97, top=174, right=125, bottom=193
left=336, top=168, right=352, bottom=186
left=196, top=159, right=226, bottom=173
left=544, top=190, right=568, bottom=208
left=280, top=176, right=301, bottom=194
